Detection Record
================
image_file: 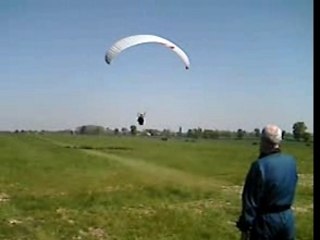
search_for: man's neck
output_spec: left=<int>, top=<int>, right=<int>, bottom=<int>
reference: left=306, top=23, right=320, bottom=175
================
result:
left=259, top=148, right=281, bottom=159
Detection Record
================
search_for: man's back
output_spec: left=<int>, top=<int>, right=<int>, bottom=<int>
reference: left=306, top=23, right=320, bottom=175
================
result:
left=257, top=153, right=298, bottom=211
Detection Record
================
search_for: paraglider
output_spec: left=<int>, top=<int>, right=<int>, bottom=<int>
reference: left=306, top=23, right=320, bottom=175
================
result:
left=105, top=34, right=190, bottom=126
left=105, top=34, right=190, bottom=69
left=137, top=112, right=146, bottom=126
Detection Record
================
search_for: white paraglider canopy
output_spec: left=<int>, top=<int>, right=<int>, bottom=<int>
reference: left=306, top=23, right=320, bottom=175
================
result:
left=105, top=34, right=190, bottom=69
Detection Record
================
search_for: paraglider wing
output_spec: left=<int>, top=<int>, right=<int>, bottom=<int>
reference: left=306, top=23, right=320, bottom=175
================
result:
left=105, top=35, right=190, bottom=69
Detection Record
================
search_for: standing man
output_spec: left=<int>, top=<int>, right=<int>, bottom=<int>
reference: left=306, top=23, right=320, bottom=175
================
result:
left=236, top=124, right=298, bottom=240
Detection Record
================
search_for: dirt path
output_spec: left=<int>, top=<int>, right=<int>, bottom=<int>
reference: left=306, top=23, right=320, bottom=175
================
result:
left=84, top=149, right=227, bottom=189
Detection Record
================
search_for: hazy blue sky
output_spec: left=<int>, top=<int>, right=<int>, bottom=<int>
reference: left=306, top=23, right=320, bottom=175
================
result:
left=0, top=0, right=313, bottom=133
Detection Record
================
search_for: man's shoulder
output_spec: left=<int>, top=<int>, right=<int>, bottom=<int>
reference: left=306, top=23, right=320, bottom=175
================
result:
left=259, top=152, right=294, bottom=160
left=257, top=152, right=296, bottom=166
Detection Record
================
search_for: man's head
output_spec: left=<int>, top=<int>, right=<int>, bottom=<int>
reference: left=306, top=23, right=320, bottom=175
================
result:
left=260, top=124, right=282, bottom=153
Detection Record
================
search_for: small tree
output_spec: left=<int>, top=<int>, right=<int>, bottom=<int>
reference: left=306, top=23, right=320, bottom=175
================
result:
left=219, top=130, right=232, bottom=139
left=281, top=130, right=286, bottom=140
left=187, top=129, right=193, bottom=138
left=177, top=126, right=183, bottom=137
left=184, top=128, right=200, bottom=139
left=236, top=129, right=245, bottom=140
left=254, top=128, right=260, bottom=138
left=302, top=132, right=311, bottom=143
left=121, top=127, right=129, bottom=135
left=194, top=128, right=202, bottom=138
left=292, top=122, right=307, bottom=141
left=130, top=125, right=137, bottom=136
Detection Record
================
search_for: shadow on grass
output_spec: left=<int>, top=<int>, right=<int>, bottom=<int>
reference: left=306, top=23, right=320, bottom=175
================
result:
left=64, top=145, right=133, bottom=151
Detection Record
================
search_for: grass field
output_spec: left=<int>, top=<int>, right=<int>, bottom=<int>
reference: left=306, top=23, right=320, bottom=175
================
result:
left=0, top=134, right=313, bottom=240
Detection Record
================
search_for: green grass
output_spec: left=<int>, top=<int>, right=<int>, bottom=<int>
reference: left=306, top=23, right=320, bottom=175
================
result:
left=0, top=134, right=313, bottom=240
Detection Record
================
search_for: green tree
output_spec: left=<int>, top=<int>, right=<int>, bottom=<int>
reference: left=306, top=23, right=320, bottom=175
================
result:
left=254, top=128, right=260, bottom=138
left=203, top=129, right=219, bottom=139
left=77, top=125, right=105, bottom=135
left=177, top=126, right=183, bottom=137
left=236, top=129, right=245, bottom=140
left=121, top=127, right=129, bottom=135
left=219, top=130, right=232, bottom=139
left=186, top=128, right=202, bottom=139
left=281, top=130, right=286, bottom=140
left=302, top=132, right=312, bottom=143
left=186, top=129, right=193, bottom=138
left=194, top=128, right=202, bottom=138
left=130, top=125, right=137, bottom=136
left=202, top=129, right=212, bottom=139
left=292, top=122, right=307, bottom=141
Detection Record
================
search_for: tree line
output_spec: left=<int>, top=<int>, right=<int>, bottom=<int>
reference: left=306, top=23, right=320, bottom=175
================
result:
left=9, top=121, right=311, bottom=143
left=69, top=121, right=312, bottom=142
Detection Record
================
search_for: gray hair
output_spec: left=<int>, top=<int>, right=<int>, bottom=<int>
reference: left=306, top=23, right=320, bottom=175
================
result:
left=261, top=124, right=282, bottom=145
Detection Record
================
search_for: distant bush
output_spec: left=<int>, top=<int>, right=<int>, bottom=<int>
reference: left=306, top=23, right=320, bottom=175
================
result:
left=76, top=125, right=106, bottom=135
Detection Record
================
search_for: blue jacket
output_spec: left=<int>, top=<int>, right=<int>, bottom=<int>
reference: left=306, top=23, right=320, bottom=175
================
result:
left=237, top=150, right=298, bottom=232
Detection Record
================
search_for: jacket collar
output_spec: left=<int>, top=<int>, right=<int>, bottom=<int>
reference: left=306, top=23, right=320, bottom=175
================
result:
left=258, top=148, right=281, bottom=159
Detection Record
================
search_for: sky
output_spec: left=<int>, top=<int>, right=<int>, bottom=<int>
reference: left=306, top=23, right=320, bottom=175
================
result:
left=0, top=0, right=313, bottom=133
